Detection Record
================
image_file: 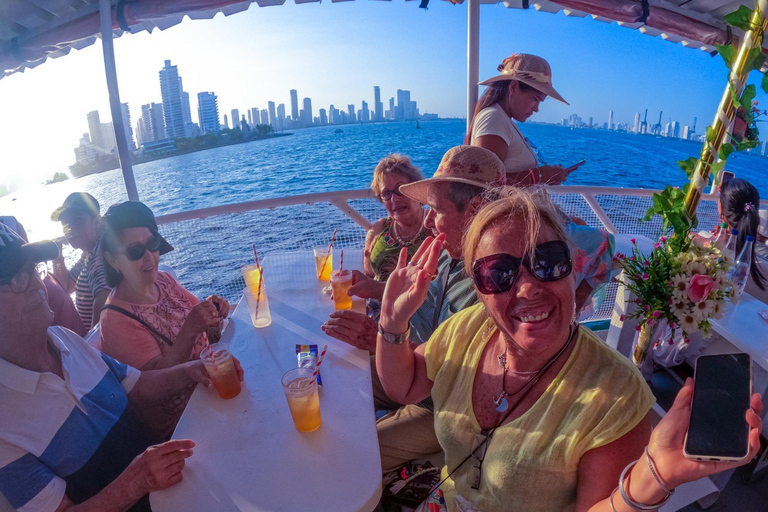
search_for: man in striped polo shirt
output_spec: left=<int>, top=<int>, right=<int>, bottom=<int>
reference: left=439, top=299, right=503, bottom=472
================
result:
left=0, top=224, right=241, bottom=511
left=51, top=193, right=112, bottom=331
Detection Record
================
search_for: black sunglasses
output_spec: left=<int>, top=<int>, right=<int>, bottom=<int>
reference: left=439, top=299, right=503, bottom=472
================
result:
left=124, top=236, right=163, bottom=262
left=472, top=240, right=572, bottom=295
left=378, top=185, right=405, bottom=202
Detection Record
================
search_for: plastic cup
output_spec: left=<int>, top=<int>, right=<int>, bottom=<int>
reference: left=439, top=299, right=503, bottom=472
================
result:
left=313, top=248, right=333, bottom=281
left=245, top=290, right=272, bottom=328
left=201, top=345, right=241, bottom=399
left=281, top=368, right=322, bottom=432
left=242, top=263, right=263, bottom=293
left=330, top=269, right=353, bottom=310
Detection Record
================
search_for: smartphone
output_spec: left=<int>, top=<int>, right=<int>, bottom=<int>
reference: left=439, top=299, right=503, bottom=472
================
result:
left=564, top=159, right=586, bottom=174
left=720, top=171, right=735, bottom=190
left=684, top=353, right=752, bottom=462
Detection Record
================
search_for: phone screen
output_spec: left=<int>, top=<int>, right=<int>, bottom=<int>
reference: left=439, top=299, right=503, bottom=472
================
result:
left=564, top=159, right=586, bottom=174
left=685, top=353, right=751, bottom=459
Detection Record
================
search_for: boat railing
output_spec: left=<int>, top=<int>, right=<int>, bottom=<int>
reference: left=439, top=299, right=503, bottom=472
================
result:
left=62, top=186, right=762, bottom=324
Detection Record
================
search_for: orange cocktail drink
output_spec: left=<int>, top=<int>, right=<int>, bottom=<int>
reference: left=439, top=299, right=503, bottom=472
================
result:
left=330, top=269, right=353, bottom=310
left=281, top=368, right=322, bottom=432
left=313, top=248, right=333, bottom=281
left=201, top=345, right=241, bottom=399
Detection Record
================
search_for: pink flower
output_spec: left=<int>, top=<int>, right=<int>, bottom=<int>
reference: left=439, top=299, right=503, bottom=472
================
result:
left=635, top=325, right=641, bottom=331
left=653, top=310, right=661, bottom=318
left=648, top=318, right=656, bottom=326
left=684, top=338, right=690, bottom=344
left=669, top=322, right=677, bottom=329
left=643, top=261, right=650, bottom=267
left=643, top=304, right=650, bottom=312
left=660, top=236, right=667, bottom=243
left=688, top=274, right=717, bottom=303
left=630, top=256, right=636, bottom=262
left=631, top=238, right=636, bottom=244
left=668, top=339, right=674, bottom=345
left=642, top=273, right=650, bottom=280
left=619, top=315, right=626, bottom=322
left=654, top=242, right=661, bottom=249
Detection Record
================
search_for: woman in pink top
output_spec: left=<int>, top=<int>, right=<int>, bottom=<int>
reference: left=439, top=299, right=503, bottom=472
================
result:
left=99, top=201, right=230, bottom=439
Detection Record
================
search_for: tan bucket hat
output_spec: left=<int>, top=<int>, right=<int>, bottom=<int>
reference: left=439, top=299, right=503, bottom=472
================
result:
left=479, top=53, right=568, bottom=105
left=400, top=146, right=506, bottom=205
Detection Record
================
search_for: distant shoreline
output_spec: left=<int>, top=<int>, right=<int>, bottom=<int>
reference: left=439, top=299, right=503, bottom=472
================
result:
left=69, top=132, right=293, bottom=180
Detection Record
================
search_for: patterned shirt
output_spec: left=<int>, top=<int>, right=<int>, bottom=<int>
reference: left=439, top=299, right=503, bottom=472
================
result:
left=68, top=239, right=110, bottom=330
left=0, top=327, right=148, bottom=512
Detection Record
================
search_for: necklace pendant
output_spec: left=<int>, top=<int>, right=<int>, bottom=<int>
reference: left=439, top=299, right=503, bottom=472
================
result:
left=497, top=352, right=506, bottom=369
left=495, top=397, right=509, bottom=413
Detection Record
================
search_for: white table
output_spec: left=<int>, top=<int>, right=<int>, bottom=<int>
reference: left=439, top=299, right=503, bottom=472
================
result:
left=151, top=249, right=382, bottom=512
left=710, top=293, right=768, bottom=373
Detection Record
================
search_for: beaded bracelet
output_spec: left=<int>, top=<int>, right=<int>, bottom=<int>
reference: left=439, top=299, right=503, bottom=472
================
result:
left=644, top=447, right=675, bottom=495
left=618, top=458, right=672, bottom=511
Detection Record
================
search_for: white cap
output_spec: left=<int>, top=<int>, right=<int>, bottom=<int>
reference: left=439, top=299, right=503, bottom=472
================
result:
left=759, top=208, right=768, bottom=238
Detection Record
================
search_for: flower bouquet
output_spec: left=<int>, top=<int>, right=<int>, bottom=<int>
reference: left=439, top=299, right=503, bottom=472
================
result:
left=614, top=235, right=735, bottom=367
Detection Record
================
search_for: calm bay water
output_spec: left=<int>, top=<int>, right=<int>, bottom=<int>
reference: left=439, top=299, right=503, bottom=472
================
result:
left=4, top=118, right=768, bottom=244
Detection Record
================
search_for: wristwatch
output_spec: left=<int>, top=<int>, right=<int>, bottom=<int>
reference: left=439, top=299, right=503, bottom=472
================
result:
left=378, top=324, right=410, bottom=345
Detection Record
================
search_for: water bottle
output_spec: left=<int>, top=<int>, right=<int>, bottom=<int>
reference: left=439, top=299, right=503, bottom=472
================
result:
left=711, top=222, right=729, bottom=248
left=722, top=228, right=739, bottom=262
left=727, top=234, right=754, bottom=298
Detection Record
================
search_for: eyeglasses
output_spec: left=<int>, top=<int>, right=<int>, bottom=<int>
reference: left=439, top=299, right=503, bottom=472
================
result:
left=124, top=236, right=163, bottom=261
left=0, top=262, right=47, bottom=294
left=378, top=185, right=405, bottom=202
left=472, top=240, right=572, bottom=295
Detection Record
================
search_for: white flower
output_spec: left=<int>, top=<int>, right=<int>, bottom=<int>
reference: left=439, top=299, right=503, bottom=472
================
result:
left=692, top=299, right=716, bottom=320
left=728, top=286, right=740, bottom=305
left=712, top=300, right=725, bottom=320
left=671, top=274, right=688, bottom=295
left=686, top=262, right=707, bottom=276
left=680, top=312, right=699, bottom=333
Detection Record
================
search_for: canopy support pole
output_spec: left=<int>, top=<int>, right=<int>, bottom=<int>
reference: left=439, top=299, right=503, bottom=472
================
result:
left=99, top=0, right=139, bottom=201
left=467, top=0, right=480, bottom=134
left=684, top=3, right=767, bottom=218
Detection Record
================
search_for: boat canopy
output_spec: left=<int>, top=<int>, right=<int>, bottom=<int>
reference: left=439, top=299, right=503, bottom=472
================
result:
left=2, top=0, right=767, bottom=81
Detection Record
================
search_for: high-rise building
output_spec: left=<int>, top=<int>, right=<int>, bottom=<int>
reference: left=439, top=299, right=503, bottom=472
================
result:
left=633, top=112, right=640, bottom=134
left=250, top=108, right=259, bottom=126
left=87, top=110, right=105, bottom=150
left=120, top=103, right=136, bottom=150
left=100, top=122, right=117, bottom=153
left=223, top=114, right=229, bottom=130
left=268, top=101, right=277, bottom=128
left=374, top=86, right=383, bottom=122
left=197, top=92, right=220, bottom=134
left=608, top=110, right=614, bottom=131
left=260, top=109, right=268, bottom=128
left=159, top=60, right=186, bottom=139
left=290, top=90, right=299, bottom=126
left=682, top=125, right=690, bottom=140
left=301, top=98, right=313, bottom=127
left=74, top=133, right=100, bottom=165
left=179, top=79, right=192, bottom=125
left=247, top=110, right=253, bottom=126
left=231, top=109, right=240, bottom=130
left=396, top=89, right=411, bottom=120
left=671, top=121, right=680, bottom=138
left=389, top=97, right=395, bottom=120
left=347, top=104, right=356, bottom=122
left=588, top=117, right=593, bottom=128
left=319, top=108, right=328, bottom=125
left=277, top=104, right=286, bottom=130
left=361, top=101, right=370, bottom=123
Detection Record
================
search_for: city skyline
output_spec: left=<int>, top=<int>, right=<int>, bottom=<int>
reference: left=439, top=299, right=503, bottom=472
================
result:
left=1, top=1, right=766, bottom=185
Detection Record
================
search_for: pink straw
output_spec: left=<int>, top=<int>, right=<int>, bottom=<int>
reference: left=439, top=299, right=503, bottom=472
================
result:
left=311, top=345, right=329, bottom=381
left=340, top=249, right=344, bottom=272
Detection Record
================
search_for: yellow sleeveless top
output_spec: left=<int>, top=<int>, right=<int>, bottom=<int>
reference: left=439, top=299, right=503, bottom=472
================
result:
left=424, top=303, right=655, bottom=512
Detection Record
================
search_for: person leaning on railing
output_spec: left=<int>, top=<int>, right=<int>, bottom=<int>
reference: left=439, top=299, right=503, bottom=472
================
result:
left=0, top=224, right=244, bottom=512
left=98, top=200, right=230, bottom=440
left=361, top=154, right=430, bottom=320
left=375, top=188, right=762, bottom=512
left=466, top=53, right=572, bottom=187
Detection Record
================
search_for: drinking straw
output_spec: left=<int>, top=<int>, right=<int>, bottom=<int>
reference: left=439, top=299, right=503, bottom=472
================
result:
left=340, top=249, right=344, bottom=272
left=311, top=344, right=329, bottom=382
left=252, top=244, right=261, bottom=268
left=324, top=228, right=338, bottom=271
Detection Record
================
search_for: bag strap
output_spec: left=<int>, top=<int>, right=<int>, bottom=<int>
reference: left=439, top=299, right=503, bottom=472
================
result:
left=101, top=304, right=174, bottom=347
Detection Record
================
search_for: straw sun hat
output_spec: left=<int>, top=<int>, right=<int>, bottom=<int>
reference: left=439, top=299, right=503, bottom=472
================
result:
left=479, top=53, right=568, bottom=105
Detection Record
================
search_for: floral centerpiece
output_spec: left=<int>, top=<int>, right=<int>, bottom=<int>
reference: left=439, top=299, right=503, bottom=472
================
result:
left=614, top=236, right=735, bottom=366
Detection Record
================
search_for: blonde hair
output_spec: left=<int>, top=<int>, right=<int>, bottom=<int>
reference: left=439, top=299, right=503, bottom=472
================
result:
left=463, top=186, right=569, bottom=276
left=370, top=154, right=423, bottom=196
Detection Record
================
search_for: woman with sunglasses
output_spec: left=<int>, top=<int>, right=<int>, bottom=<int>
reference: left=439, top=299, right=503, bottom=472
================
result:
left=377, top=188, right=760, bottom=511
left=99, top=201, right=229, bottom=440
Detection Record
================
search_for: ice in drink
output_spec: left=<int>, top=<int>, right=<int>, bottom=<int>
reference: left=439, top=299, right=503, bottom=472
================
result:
left=241, top=264, right=272, bottom=328
left=201, top=345, right=241, bottom=399
left=281, top=368, right=322, bottom=432
left=330, top=269, right=353, bottom=310
left=313, top=248, right=333, bottom=281
left=242, top=263, right=263, bottom=292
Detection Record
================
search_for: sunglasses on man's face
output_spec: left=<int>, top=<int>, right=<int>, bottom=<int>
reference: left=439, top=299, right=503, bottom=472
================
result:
left=472, top=240, right=572, bottom=295
left=378, top=185, right=405, bottom=202
left=123, top=236, right=163, bottom=262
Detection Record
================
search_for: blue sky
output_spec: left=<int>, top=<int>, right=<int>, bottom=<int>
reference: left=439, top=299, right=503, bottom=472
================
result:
left=0, top=1, right=764, bottom=184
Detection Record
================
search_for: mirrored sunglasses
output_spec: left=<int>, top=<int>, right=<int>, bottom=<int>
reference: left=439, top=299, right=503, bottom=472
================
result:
left=472, top=240, right=572, bottom=295
left=124, top=236, right=163, bottom=262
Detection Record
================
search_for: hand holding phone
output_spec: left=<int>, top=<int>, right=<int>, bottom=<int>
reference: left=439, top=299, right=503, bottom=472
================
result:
left=564, top=159, right=586, bottom=174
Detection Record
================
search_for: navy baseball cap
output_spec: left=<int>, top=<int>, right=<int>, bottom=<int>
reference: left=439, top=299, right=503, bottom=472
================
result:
left=102, top=201, right=174, bottom=255
left=51, top=192, right=101, bottom=222
left=0, top=223, right=59, bottom=283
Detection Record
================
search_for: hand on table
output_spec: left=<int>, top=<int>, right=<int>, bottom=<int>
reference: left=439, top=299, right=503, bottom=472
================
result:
left=322, top=311, right=378, bottom=353
left=380, top=234, right=444, bottom=333
left=123, top=439, right=195, bottom=497
left=648, top=378, right=763, bottom=489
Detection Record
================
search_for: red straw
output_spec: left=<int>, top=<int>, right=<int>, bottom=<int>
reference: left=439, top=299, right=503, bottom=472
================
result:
left=251, top=243, right=265, bottom=319
left=340, top=249, right=344, bottom=272
left=252, top=244, right=261, bottom=268
left=311, top=345, right=329, bottom=381
left=324, top=228, right=338, bottom=270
